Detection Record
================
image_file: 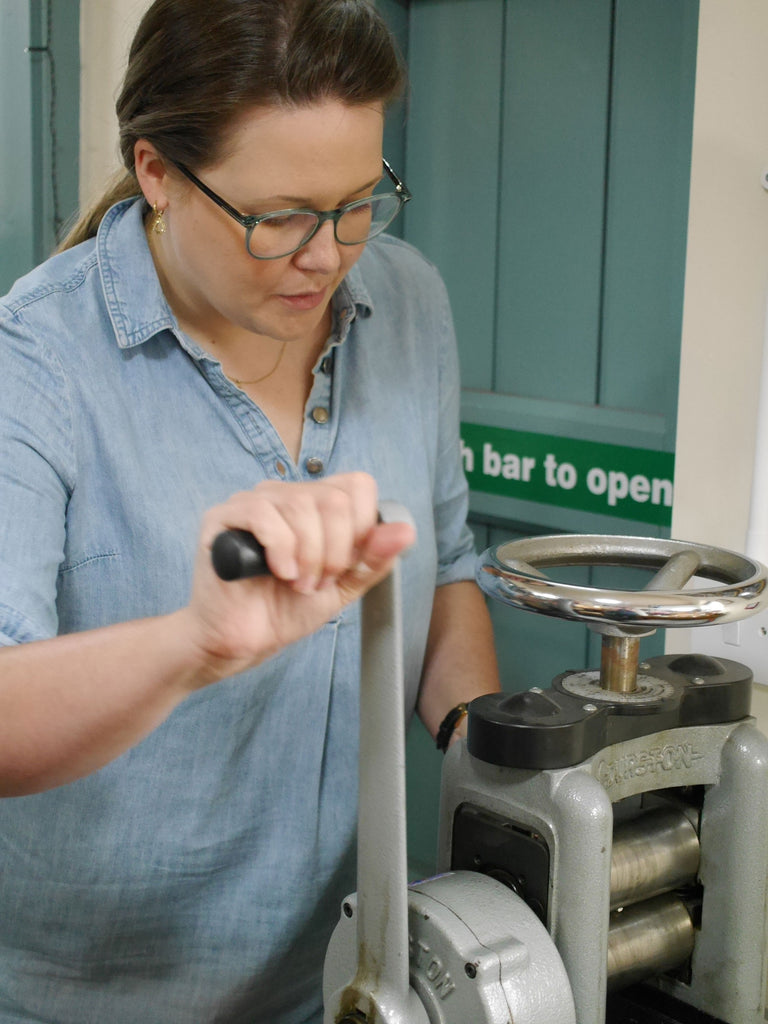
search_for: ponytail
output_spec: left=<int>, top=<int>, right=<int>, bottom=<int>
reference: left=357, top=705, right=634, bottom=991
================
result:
left=56, top=170, right=143, bottom=253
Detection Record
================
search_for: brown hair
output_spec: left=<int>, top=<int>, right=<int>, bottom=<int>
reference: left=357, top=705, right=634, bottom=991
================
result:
left=59, top=0, right=405, bottom=251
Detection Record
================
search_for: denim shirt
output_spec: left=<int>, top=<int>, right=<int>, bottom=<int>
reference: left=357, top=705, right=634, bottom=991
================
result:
left=0, top=199, right=475, bottom=1024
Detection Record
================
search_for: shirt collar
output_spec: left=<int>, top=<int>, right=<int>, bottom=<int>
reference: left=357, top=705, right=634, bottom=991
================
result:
left=97, top=197, right=375, bottom=352
left=335, top=260, right=374, bottom=321
left=97, top=197, right=178, bottom=350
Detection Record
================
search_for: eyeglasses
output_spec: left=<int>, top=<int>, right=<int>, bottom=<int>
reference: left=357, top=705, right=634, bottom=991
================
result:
left=171, top=158, right=412, bottom=260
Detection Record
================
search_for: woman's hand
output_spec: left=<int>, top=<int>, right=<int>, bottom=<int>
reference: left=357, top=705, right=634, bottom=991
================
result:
left=0, top=472, right=415, bottom=794
left=184, top=472, right=415, bottom=683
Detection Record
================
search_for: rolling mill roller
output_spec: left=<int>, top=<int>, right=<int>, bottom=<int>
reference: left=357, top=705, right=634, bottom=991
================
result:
left=607, top=804, right=700, bottom=991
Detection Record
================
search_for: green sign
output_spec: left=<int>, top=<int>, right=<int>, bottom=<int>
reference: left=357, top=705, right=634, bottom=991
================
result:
left=460, top=423, right=674, bottom=527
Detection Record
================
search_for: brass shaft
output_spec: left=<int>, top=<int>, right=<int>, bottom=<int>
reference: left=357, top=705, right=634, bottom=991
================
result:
left=600, top=634, right=641, bottom=692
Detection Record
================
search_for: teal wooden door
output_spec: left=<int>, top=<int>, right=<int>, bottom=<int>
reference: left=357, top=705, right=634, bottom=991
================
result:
left=0, top=0, right=79, bottom=294
left=377, top=0, right=699, bottom=877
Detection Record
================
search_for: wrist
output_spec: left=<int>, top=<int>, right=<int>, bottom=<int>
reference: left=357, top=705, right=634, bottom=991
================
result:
left=436, top=702, right=469, bottom=753
left=164, top=608, right=252, bottom=691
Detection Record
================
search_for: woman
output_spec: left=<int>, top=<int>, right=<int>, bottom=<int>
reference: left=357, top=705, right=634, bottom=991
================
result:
left=0, top=1, right=499, bottom=1021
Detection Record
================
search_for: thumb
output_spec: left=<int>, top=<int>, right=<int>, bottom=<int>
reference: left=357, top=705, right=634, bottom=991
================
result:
left=336, top=521, right=416, bottom=601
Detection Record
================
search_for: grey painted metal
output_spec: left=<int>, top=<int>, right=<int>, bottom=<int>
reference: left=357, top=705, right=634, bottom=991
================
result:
left=478, top=534, right=768, bottom=629
left=324, top=506, right=428, bottom=1024
left=327, top=873, right=576, bottom=1024
left=406, top=873, right=575, bottom=1024
left=667, top=722, right=768, bottom=1022
left=440, top=742, right=613, bottom=1024
left=439, top=719, right=768, bottom=1024
left=645, top=549, right=703, bottom=591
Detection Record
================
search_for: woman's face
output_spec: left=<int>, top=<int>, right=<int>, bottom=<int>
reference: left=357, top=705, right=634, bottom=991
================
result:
left=144, top=99, right=386, bottom=347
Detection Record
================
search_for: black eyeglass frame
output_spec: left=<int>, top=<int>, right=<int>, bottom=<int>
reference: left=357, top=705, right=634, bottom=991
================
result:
left=170, top=158, right=412, bottom=260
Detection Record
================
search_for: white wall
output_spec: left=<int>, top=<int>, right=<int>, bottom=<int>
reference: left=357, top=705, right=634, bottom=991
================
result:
left=668, top=0, right=768, bottom=736
left=672, top=0, right=768, bottom=554
left=78, top=0, right=146, bottom=207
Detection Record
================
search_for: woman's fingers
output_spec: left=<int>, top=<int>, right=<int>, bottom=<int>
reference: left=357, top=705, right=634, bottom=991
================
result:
left=203, top=472, right=386, bottom=592
left=334, top=519, right=417, bottom=602
left=187, top=472, right=416, bottom=680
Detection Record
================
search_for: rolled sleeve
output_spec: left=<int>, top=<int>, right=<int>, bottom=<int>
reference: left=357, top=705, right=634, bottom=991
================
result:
left=0, top=303, right=74, bottom=643
left=431, top=276, right=477, bottom=587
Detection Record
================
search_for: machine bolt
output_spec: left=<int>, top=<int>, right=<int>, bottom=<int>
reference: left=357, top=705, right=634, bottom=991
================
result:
left=691, top=676, right=705, bottom=686
left=583, top=703, right=598, bottom=713
left=464, top=962, right=478, bottom=979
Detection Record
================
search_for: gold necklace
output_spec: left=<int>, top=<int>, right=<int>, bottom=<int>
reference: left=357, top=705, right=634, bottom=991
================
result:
left=231, top=341, right=287, bottom=386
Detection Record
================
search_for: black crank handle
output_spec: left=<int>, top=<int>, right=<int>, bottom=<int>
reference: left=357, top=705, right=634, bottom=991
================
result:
left=211, top=529, right=269, bottom=581
left=211, top=502, right=414, bottom=582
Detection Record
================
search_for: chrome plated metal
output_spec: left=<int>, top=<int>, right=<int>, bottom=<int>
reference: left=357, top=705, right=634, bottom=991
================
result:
left=610, top=807, right=700, bottom=910
left=477, top=535, right=768, bottom=630
left=606, top=893, right=695, bottom=992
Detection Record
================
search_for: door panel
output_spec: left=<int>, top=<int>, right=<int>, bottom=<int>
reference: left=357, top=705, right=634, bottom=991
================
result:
left=599, top=0, right=699, bottom=416
left=495, top=0, right=613, bottom=403
left=0, top=0, right=80, bottom=294
left=387, top=1, right=696, bottom=878
left=0, top=3, right=36, bottom=291
left=404, top=0, right=505, bottom=390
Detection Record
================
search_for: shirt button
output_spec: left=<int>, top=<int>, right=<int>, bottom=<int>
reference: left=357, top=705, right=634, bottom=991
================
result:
left=305, top=457, right=324, bottom=475
left=275, top=460, right=287, bottom=477
left=311, top=406, right=330, bottom=424
left=320, top=356, right=333, bottom=375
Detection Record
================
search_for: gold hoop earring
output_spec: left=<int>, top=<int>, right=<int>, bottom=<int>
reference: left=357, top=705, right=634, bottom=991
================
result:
left=151, top=203, right=167, bottom=234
